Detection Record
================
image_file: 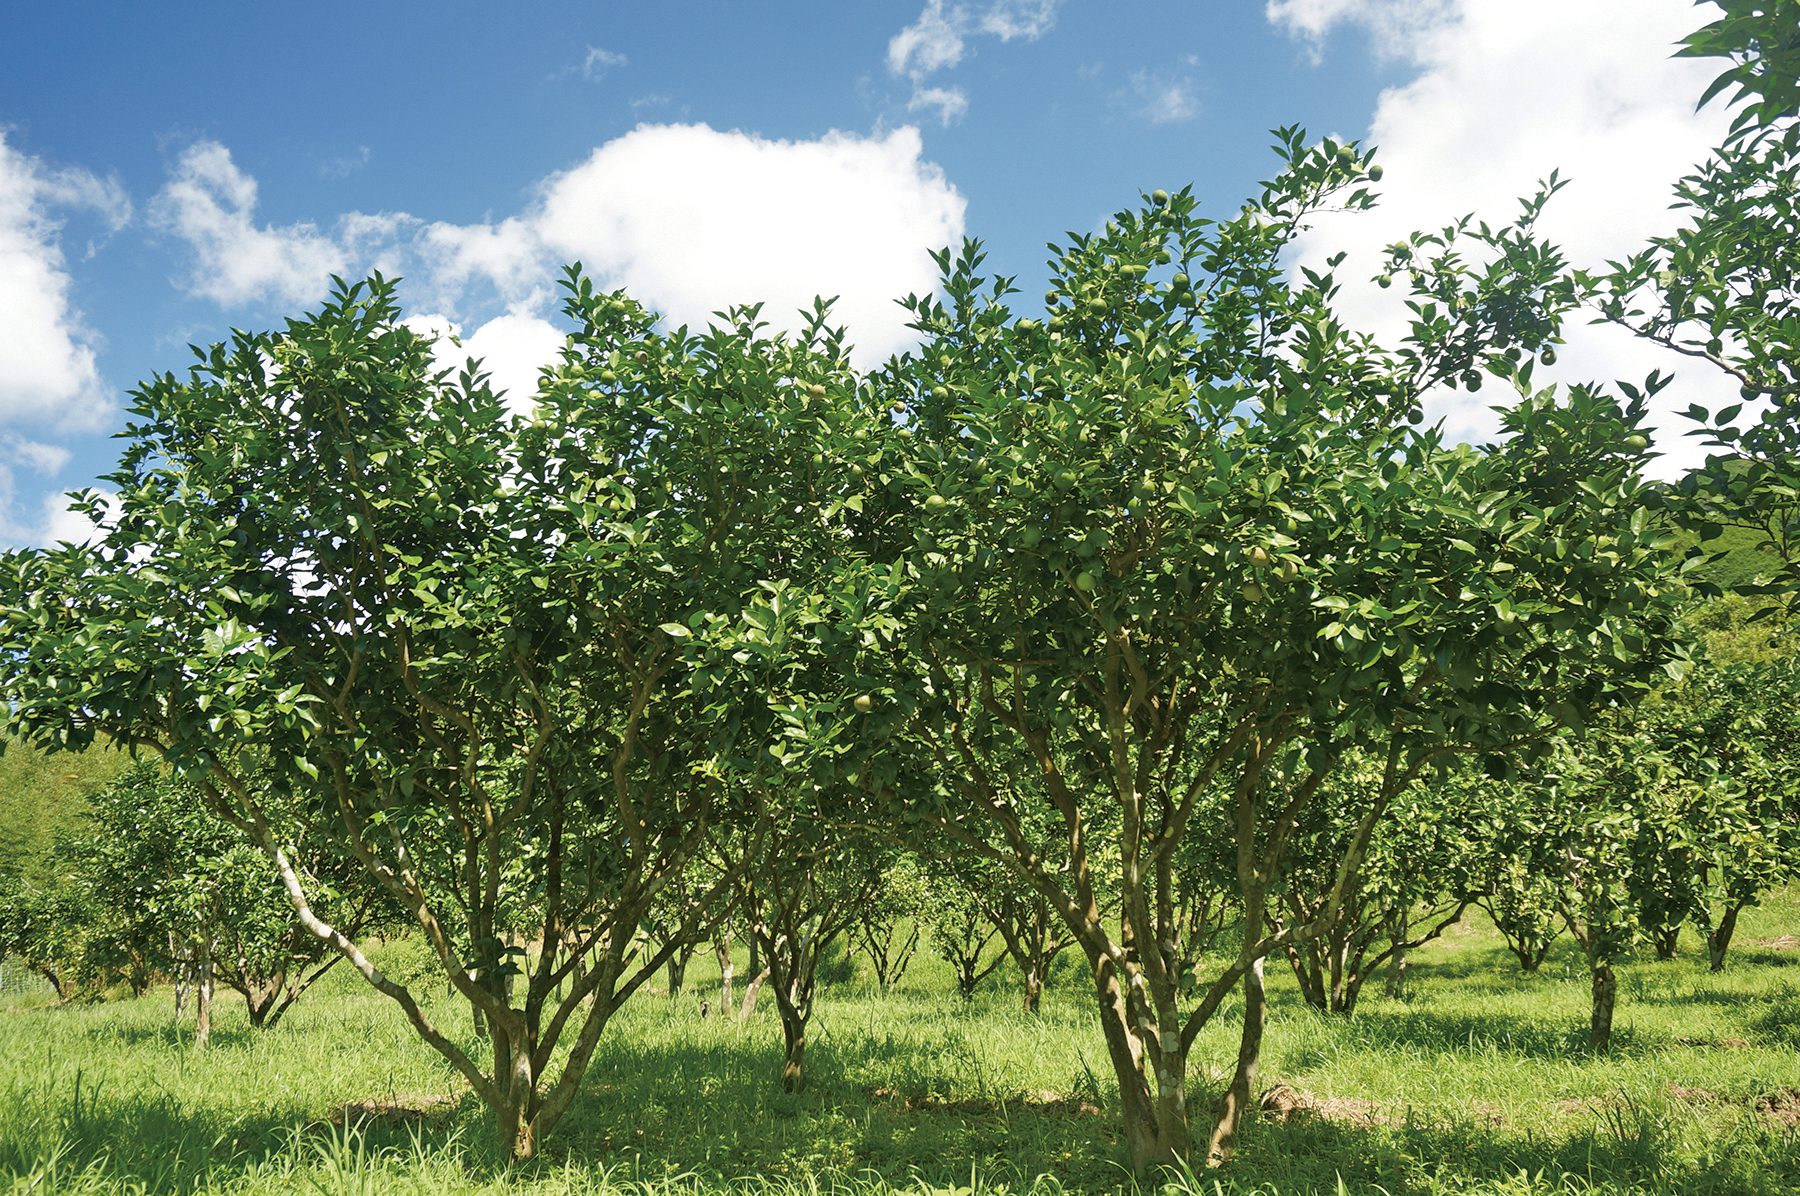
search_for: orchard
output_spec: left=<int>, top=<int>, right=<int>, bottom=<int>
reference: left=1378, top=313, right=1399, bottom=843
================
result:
left=0, top=5, right=1797, bottom=1193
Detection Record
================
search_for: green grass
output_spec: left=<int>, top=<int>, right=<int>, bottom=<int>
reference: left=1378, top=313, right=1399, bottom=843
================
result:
left=3, top=894, right=1799, bottom=1196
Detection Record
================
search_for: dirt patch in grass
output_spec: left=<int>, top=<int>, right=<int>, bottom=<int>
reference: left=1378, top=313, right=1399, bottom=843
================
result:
left=1554, top=1094, right=1631, bottom=1116
left=1750, top=935, right=1799, bottom=951
left=1664, top=1083, right=1800, bottom=1126
left=865, top=1085, right=1103, bottom=1119
left=1674, top=1035, right=1751, bottom=1049
left=1258, top=1084, right=1385, bottom=1127
left=1666, top=1085, right=1724, bottom=1104
left=1755, top=1087, right=1800, bottom=1127
left=331, top=1091, right=463, bottom=1128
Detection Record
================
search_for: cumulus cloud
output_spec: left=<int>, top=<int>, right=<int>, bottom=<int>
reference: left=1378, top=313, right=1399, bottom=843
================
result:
left=414, top=216, right=544, bottom=313
left=535, top=124, right=965, bottom=365
left=150, top=141, right=352, bottom=308
left=154, top=123, right=964, bottom=395
left=0, top=132, right=120, bottom=434
left=406, top=311, right=567, bottom=419
left=30, top=486, right=115, bottom=547
left=1271, top=0, right=1735, bottom=475
left=0, top=435, right=91, bottom=547
left=887, top=0, right=1064, bottom=119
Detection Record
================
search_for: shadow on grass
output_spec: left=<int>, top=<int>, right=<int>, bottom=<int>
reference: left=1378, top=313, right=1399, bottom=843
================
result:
left=1282, top=1005, right=1631, bottom=1065
left=10, top=1007, right=1800, bottom=1196
left=1221, top=1097, right=1800, bottom=1196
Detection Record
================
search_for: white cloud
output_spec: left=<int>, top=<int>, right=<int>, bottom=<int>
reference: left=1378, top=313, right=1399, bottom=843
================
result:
left=887, top=1, right=1064, bottom=116
left=1266, top=0, right=1455, bottom=62
left=1129, top=69, right=1201, bottom=124
left=151, top=141, right=350, bottom=308
left=0, top=434, right=96, bottom=547
left=406, top=311, right=566, bottom=419
left=34, top=486, right=114, bottom=547
left=414, top=216, right=543, bottom=312
left=582, top=47, right=628, bottom=80
left=0, top=132, right=118, bottom=434
left=909, top=85, right=971, bottom=126
left=155, top=123, right=964, bottom=376
left=1272, top=0, right=1735, bottom=475
left=889, top=0, right=969, bottom=77
left=1, top=434, right=70, bottom=475
left=978, top=0, right=1061, bottom=40
left=535, top=124, right=965, bottom=365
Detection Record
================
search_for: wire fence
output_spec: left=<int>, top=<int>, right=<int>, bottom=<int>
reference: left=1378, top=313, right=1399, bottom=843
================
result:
left=0, top=956, right=51, bottom=999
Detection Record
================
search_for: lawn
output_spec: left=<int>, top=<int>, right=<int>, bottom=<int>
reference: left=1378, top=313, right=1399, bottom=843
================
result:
left=3, top=893, right=1798, bottom=1195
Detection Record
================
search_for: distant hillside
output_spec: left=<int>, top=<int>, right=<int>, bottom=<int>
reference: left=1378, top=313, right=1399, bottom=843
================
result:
left=1679, top=519, right=1785, bottom=591
left=0, top=740, right=132, bottom=884
left=1666, top=458, right=1787, bottom=592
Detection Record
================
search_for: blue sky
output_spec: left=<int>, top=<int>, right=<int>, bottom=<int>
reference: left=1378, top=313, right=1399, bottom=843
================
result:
left=0, top=1, right=1735, bottom=543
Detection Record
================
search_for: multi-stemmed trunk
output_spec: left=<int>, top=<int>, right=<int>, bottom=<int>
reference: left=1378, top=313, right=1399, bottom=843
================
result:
left=773, top=987, right=809, bottom=1092
left=851, top=915, right=920, bottom=994
left=930, top=902, right=1005, bottom=1003
left=230, top=765, right=715, bottom=1163
left=1282, top=895, right=1464, bottom=1015
left=1481, top=893, right=1561, bottom=975
left=983, top=889, right=1072, bottom=1014
left=724, top=819, right=873, bottom=1093
left=903, top=625, right=1433, bottom=1174
left=665, top=947, right=691, bottom=997
left=225, top=953, right=343, bottom=1031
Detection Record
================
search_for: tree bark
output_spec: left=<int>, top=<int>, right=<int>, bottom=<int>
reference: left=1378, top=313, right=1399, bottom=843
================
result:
left=779, top=1006, right=807, bottom=1092
left=497, top=1088, right=537, bottom=1161
left=1708, top=903, right=1741, bottom=972
left=1651, top=924, right=1680, bottom=960
left=195, top=936, right=214, bottom=1049
left=1206, top=956, right=1266, bottom=1165
left=736, top=967, right=770, bottom=1022
left=1021, top=964, right=1043, bottom=1013
left=1385, top=912, right=1409, bottom=999
left=1091, top=956, right=1189, bottom=1171
left=1589, top=961, right=1616, bottom=1054
left=715, top=931, right=735, bottom=1008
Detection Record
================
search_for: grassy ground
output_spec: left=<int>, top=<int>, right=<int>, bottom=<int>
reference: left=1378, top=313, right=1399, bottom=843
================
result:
left=2, top=893, right=1798, bottom=1196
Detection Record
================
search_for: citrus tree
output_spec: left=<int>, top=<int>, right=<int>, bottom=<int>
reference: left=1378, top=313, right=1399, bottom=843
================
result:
left=848, top=853, right=928, bottom=994
left=1273, top=751, right=1479, bottom=1014
left=67, top=763, right=388, bottom=1030
left=0, top=275, right=870, bottom=1159
left=842, top=136, right=1688, bottom=1167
